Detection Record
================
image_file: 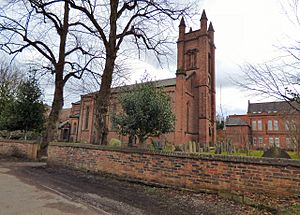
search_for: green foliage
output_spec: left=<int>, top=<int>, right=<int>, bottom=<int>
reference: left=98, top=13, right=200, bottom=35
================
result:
left=13, top=77, right=45, bottom=132
left=146, top=143, right=156, bottom=151
left=162, top=141, right=175, bottom=152
left=146, top=140, right=175, bottom=152
left=108, top=138, right=122, bottom=147
left=0, top=74, right=45, bottom=134
left=113, top=83, right=175, bottom=144
left=0, top=64, right=21, bottom=130
left=203, top=150, right=300, bottom=159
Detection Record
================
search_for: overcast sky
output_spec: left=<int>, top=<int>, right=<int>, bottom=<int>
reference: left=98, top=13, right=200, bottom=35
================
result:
left=124, top=0, right=298, bottom=116
left=1, top=0, right=297, bottom=116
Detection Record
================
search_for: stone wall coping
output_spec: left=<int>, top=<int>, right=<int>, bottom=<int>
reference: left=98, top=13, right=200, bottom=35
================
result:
left=49, top=142, right=300, bottom=168
left=0, top=139, right=37, bottom=144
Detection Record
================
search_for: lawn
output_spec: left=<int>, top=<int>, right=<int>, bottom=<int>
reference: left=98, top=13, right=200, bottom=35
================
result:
left=203, top=150, right=299, bottom=159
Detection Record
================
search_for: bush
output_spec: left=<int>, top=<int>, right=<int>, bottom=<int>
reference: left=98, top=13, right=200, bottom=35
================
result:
left=162, top=141, right=175, bottom=152
left=108, top=138, right=122, bottom=147
left=145, top=144, right=155, bottom=151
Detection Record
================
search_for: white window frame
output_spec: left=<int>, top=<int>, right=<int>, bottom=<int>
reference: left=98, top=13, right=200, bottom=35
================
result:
left=267, top=120, right=273, bottom=131
left=252, top=120, right=257, bottom=131
left=274, top=120, right=279, bottom=131
left=275, top=137, right=280, bottom=147
left=257, top=120, right=262, bottom=131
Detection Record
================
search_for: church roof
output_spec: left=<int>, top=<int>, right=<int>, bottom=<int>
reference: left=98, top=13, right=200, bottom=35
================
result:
left=248, top=101, right=300, bottom=114
left=226, top=118, right=248, bottom=126
left=82, top=78, right=176, bottom=97
left=111, top=78, right=176, bottom=93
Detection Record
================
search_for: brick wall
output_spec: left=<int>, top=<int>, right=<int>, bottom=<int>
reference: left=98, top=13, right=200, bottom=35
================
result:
left=48, top=142, right=300, bottom=197
left=0, top=140, right=38, bottom=160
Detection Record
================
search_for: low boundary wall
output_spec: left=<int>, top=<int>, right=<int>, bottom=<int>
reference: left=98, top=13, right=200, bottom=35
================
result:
left=48, top=142, right=300, bottom=197
left=0, top=139, right=38, bottom=160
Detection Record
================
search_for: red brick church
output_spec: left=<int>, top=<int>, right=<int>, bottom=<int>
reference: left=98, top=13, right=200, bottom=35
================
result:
left=58, top=10, right=217, bottom=146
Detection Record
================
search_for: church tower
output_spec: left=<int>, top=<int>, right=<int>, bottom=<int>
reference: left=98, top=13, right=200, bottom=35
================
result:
left=175, top=10, right=216, bottom=146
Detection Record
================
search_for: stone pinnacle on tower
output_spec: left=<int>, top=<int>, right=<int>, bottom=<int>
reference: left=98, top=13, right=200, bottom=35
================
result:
left=179, top=17, right=186, bottom=39
left=208, top=22, right=214, bottom=32
left=200, top=9, right=208, bottom=32
left=208, top=22, right=214, bottom=41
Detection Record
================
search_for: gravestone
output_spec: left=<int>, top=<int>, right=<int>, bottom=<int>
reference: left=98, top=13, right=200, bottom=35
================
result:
left=262, top=147, right=291, bottom=159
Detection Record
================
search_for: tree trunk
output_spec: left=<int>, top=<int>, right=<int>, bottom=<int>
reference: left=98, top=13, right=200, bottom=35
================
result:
left=43, top=79, right=64, bottom=147
left=93, top=55, right=116, bottom=145
left=43, top=1, right=69, bottom=147
left=93, top=0, right=118, bottom=145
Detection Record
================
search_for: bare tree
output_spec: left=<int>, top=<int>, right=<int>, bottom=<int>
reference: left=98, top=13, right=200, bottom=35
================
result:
left=234, top=0, right=300, bottom=112
left=286, top=115, right=300, bottom=157
left=66, top=0, right=196, bottom=145
left=0, top=0, right=101, bottom=145
left=236, top=63, right=300, bottom=111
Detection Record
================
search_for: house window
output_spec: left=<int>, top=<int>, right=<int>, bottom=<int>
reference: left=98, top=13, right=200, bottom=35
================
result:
left=252, top=137, right=257, bottom=145
left=275, top=137, right=280, bottom=147
left=258, top=137, right=263, bottom=144
left=274, top=120, right=279, bottom=131
left=84, top=106, right=90, bottom=130
left=267, top=120, right=273, bottom=131
left=252, top=120, right=257, bottom=131
left=269, top=137, right=274, bottom=146
left=286, top=120, right=295, bottom=131
left=257, top=120, right=262, bottom=130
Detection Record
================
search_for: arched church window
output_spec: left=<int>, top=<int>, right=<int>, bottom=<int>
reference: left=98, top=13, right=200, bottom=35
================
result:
left=84, top=106, right=90, bottom=130
left=186, top=49, right=198, bottom=69
left=72, top=122, right=77, bottom=134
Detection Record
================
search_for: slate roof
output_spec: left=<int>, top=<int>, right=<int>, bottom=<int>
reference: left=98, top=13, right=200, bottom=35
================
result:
left=248, top=101, right=300, bottom=114
left=112, top=78, right=176, bottom=93
left=82, top=78, right=176, bottom=97
left=226, top=117, right=248, bottom=126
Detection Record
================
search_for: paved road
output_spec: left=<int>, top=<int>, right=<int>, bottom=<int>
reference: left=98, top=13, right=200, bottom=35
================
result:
left=0, top=160, right=269, bottom=215
left=0, top=162, right=103, bottom=215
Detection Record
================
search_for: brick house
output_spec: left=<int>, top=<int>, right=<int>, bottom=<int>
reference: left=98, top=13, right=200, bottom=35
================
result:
left=223, top=101, right=300, bottom=150
left=58, top=10, right=217, bottom=146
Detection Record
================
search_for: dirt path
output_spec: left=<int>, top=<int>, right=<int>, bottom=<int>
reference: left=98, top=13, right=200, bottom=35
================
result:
left=0, top=159, right=275, bottom=215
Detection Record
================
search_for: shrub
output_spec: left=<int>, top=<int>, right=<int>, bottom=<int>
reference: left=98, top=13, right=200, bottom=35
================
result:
left=162, top=141, right=175, bottom=152
left=145, top=144, right=155, bottom=151
left=108, top=138, right=122, bottom=147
